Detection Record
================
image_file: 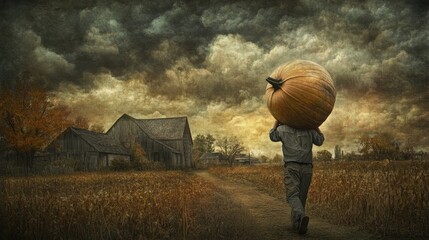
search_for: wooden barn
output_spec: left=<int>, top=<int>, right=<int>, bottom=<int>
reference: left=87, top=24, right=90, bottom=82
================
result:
left=47, top=127, right=130, bottom=170
left=106, top=114, right=193, bottom=168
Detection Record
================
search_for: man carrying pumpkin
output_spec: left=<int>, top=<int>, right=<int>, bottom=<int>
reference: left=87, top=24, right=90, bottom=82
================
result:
left=269, top=119, right=324, bottom=234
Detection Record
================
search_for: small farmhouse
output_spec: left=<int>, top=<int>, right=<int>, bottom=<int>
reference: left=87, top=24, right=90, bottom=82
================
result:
left=199, top=152, right=260, bottom=166
left=47, top=127, right=130, bottom=170
left=106, top=114, right=193, bottom=168
left=234, top=154, right=260, bottom=165
left=199, top=152, right=226, bottom=165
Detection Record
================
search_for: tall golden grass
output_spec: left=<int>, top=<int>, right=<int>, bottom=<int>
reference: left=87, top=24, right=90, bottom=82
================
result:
left=209, top=160, right=429, bottom=238
left=0, top=171, right=260, bottom=239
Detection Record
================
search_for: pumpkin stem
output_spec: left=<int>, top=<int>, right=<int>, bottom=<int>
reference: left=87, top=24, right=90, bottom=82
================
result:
left=266, top=77, right=284, bottom=90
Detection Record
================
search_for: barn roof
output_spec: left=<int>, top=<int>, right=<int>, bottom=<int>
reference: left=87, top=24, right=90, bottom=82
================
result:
left=115, top=115, right=182, bottom=153
left=70, top=127, right=129, bottom=155
left=136, top=117, right=188, bottom=140
left=107, top=114, right=192, bottom=154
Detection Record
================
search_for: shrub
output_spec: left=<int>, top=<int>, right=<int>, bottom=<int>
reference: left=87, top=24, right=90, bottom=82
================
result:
left=132, top=158, right=165, bottom=171
left=131, top=143, right=165, bottom=171
left=44, top=159, right=75, bottom=174
left=110, top=158, right=130, bottom=171
left=316, top=150, right=332, bottom=161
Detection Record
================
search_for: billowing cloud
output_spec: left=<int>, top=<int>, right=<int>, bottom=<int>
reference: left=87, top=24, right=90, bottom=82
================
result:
left=1, top=0, right=428, bottom=156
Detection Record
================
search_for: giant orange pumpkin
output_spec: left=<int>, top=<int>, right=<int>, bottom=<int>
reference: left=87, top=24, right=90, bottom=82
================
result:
left=265, top=60, right=336, bottom=129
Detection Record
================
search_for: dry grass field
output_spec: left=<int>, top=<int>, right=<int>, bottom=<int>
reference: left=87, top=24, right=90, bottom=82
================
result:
left=209, top=160, right=429, bottom=238
left=0, top=171, right=260, bottom=240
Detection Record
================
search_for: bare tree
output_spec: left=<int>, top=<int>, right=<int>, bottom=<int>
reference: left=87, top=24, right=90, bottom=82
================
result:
left=216, top=136, right=245, bottom=166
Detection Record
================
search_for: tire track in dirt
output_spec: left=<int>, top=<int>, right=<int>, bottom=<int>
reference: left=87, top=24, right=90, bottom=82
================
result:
left=195, top=171, right=378, bottom=240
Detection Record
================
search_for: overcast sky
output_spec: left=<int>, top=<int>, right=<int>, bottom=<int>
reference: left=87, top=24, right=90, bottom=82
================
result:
left=1, top=0, right=428, bottom=156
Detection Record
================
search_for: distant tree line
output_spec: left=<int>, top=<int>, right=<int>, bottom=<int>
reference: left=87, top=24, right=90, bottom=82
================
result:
left=315, top=133, right=427, bottom=161
left=194, top=131, right=428, bottom=165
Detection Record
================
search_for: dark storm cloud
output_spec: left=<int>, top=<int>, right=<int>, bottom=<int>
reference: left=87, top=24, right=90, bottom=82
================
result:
left=2, top=0, right=427, bottom=92
left=0, top=0, right=295, bottom=88
left=0, top=0, right=428, bottom=152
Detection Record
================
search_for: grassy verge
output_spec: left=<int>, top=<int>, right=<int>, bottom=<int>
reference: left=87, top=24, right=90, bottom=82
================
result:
left=209, top=160, right=429, bottom=238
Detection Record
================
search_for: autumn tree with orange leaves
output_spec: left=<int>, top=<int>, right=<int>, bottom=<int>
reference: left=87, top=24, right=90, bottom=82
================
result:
left=0, top=72, right=71, bottom=174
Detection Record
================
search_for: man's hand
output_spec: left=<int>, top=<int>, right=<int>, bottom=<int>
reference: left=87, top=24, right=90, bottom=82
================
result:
left=273, top=120, right=280, bottom=129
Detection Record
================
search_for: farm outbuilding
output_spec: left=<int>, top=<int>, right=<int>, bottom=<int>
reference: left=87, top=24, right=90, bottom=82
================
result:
left=47, top=127, right=130, bottom=170
left=106, top=114, right=193, bottom=168
left=199, top=152, right=226, bottom=165
left=234, top=154, right=260, bottom=165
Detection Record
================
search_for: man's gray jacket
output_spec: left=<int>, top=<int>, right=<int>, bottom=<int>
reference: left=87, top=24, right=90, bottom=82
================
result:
left=270, top=124, right=324, bottom=164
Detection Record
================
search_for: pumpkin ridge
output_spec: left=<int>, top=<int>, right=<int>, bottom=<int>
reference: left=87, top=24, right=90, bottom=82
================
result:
left=286, top=74, right=335, bottom=95
left=282, top=68, right=333, bottom=83
left=279, top=71, right=334, bottom=87
left=282, top=88, right=328, bottom=122
left=284, top=86, right=334, bottom=114
left=286, top=103, right=321, bottom=129
left=290, top=73, right=334, bottom=87
left=266, top=89, right=275, bottom=110
left=272, top=88, right=323, bottom=128
left=270, top=90, right=299, bottom=123
left=286, top=80, right=336, bottom=101
left=277, top=96, right=318, bottom=128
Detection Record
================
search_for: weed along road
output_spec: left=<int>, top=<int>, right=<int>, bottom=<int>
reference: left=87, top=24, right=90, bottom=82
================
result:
left=195, top=171, right=377, bottom=240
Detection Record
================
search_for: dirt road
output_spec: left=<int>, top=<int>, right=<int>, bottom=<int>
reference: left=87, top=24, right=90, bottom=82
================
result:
left=195, top=171, right=378, bottom=240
